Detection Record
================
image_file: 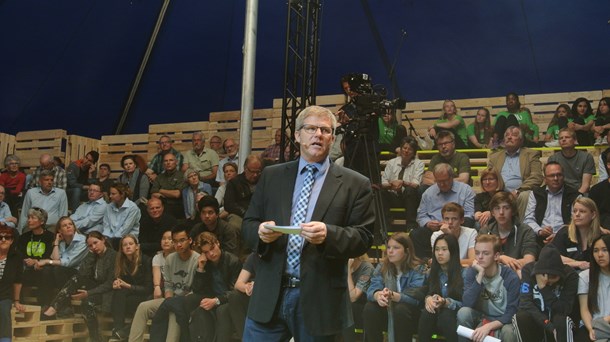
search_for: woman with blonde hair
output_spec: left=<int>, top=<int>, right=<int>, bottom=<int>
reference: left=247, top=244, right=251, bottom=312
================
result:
left=552, top=197, right=605, bottom=270
left=428, top=99, right=468, bottom=149
left=474, top=167, right=505, bottom=228
left=110, top=234, right=152, bottom=340
left=363, top=233, right=427, bottom=342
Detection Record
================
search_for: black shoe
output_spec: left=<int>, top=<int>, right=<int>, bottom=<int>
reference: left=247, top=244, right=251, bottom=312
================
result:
left=57, top=307, right=74, bottom=318
left=40, top=312, right=56, bottom=321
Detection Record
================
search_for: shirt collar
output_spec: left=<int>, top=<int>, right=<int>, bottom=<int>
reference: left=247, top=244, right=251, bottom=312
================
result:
left=298, top=157, right=329, bottom=175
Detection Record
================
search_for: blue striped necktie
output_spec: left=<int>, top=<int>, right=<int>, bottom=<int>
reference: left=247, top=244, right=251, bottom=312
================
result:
left=286, top=164, right=317, bottom=272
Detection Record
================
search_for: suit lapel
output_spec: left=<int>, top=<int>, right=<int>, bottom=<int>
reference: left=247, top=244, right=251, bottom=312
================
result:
left=519, top=148, right=527, bottom=177
left=311, top=163, right=342, bottom=221
left=280, top=162, right=298, bottom=225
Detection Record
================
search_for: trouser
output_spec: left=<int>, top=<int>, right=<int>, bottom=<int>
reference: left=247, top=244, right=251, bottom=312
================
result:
left=418, top=307, right=459, bottom=342
left=0, top=299, right=11, bottom=339
left=149, top=294, right=199, bottom=342
left=49, top=275, right=102, bottom=339
left=227, top=290, right=250, bottom=339
left=456, top=307, right=517, bottom=342
left=38, top=265, right=78, bottom=307
left=596, top=115, right=610, bottom=137
left=362, top=301, right=419, bottom=342
left=111, top=288, right=148, bottom=331
left=513, top=311, right=573, bottom=342
left=382, top=187, right=420, bottom=229
left=128, top=298, right=180, bottom=342
left=341, top=296, right=366, bottom=342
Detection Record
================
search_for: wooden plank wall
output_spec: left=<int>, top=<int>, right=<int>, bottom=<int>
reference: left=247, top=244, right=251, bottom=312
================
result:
left=208, top=108, right=282, bottom=152
left=66, top=135, right=101, bottom=165
left=0, top=133, right=16, bottom=166
left=14, top=129, right=67, bottom=171
left=147, top=121, right=210, bottom=161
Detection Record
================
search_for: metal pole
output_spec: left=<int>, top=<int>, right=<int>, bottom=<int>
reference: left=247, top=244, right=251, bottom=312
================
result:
left=238, top=0, right=259, bottom=172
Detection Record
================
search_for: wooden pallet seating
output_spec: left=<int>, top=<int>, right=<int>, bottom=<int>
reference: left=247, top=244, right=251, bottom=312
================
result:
left=99, top=133, right=149, bottom=179
left=11, top=305, right=88, bottom=342
left=14, top=129, right=67, bottom=172
left=0, top=132, right=16, bottom=165
left=147, top=121, right=210, bottom=161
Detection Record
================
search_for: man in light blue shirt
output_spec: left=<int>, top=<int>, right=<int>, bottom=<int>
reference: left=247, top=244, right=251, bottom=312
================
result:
left=0, top=185, right=17, bottom=229
left=412, top=163, right=475, bottom=259
left=19, top=170, right=68, bottom=233
left=70, top=182, right=108, bottom=233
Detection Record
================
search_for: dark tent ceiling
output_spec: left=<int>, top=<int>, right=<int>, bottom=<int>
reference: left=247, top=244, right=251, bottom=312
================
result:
left=1, top=0, right=609, bottom=138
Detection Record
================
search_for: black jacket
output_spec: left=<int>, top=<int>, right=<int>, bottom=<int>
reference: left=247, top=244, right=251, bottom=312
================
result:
left=531, top=185, right=580, bottom=226
left=192, top=251, right=242, bottom=305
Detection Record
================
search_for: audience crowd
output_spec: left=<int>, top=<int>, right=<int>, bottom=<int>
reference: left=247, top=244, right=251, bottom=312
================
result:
left=1, top=95, right=610, bottom=342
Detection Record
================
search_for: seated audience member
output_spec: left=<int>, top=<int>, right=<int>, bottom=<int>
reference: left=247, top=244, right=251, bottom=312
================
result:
left=0, top=226, right=25, bottom=341
left=103, top=183, right=141, bottom=249
left=544, top=104, right=571, bottom=146
left=492, top=92, right=538, bottom=146
left=110, top=235, right=152, bottom=340
left=480, top=191, right=537, bottom=274
left=215, top=162, right=238, bottom=219
left=118, top=155, right=150, bottom=205
left=70, top=182, right=107, bottom=234
left=513, top=246, right=579, bottom=342
left=551, top=197, right=606, bottom=271
left=36, top=217, right=88, bottom=307
left=431, top=202, right=476, bottom=266
left=419, top=234, right=466, bottom=342
left=261, top=128, right=290, bottom=164
left=147, top=135, right=184, bottom=182
left=381, top=136, right=424, bottom=229
left=474, top=167, right=505, bottom=229
left=19, top=170, right=68, bottom=233
left=151, top=153, right=186, bottom=219
left=457, top=234, right=520, bottom=342
left=590, top=150, right=610, bottom=228
left=428, top=100, right=468, bottom=149
left=188, top=232, right=242, bottom=342
left=216, top=138, right=239, bottom=185
left=548, top=128, right=595, bottom=194
left=342, top=254, right=374, bottom=342
left=227, top=252, right=259, bottom=341
left=423, top=131, right=471, bottom=185
left=467, top=107, right=493, bottom=149
left=139, top=197, right=177, bottom=257
left=593, top=97, right=610, bottom=146
left=189, top=196, right=240, bottom=256
left=182, top=131, right=219, bottom=185
left=364, top=233, right=427, bottom=342
left=0, top=185, right=17, bottom=230
left=523, top=162, right=581, bottom=245
left=596, top=131, right=610, bottom=183
left=53, top=157, right=65, bottom=170
left=16, top=208, right=55, bottom=305
left=182, top=168, right=212, bottom=220
left=128, top=225, right=199, bottom=342
left=28, top=153, right=67, bottom=190
left=0, top=154, right=26, bottom=216
left=66, top=150, right=99, bottom=211
left=208, top=135, right=225, bottom=158
left=568, top=97, right=595, bottom=147
left=377, top=109, right=407, bottom=152
left=41, top=232, right=117, bottom=342
left=413, top=163, right=475, bottom=259
left=96, top=163, right=114, bottom=197
left=149, top=232, right=240, bottom=342
left=224, top=154, right=263, bottom=226
left=577, top=235, right=610, bottom=341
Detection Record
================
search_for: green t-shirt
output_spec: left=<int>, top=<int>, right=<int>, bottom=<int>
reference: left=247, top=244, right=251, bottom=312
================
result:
left=467, top=123, right=491, bottom=145
left=435, top=115, right=468, bottom=145
left=494, top=110, right=538, bottom=140
left=547, top=124, right=560, bottom=140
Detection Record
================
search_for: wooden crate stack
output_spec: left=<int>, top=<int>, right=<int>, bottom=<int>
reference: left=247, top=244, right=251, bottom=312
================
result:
left=11, top=305, right=88, bottom=342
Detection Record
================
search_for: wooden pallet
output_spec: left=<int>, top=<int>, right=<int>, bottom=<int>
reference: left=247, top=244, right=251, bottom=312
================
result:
left=14, top=129, right=67, bottom=171
left=98, top=133, right=149, bottom=179
left=147, top=121, right=210, bottom=161
left=65, top=134, right=100, bottom=166
left=0, top=132, right=16, bottom=165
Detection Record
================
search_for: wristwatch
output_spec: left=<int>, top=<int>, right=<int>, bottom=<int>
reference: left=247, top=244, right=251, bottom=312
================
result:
left=215, top=298, right=220, bottom=306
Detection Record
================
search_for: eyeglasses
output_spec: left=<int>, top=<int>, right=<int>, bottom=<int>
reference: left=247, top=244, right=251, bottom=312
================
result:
left=246, top=167, right=262, bottom=175
left=481, top=178, right=497, bottom=182
left=437, top=140, right=454, bottom=147
left=159, top=140, right=172, bottom=145
left=545, top=173, right=563, bottom=179
left=300, top=124, right=334, bottom=135
left=88, top=188, right=101, bottom=193
left=172, top=238, right=190, bottom=245
left=0, top=235, right=13, bottom=241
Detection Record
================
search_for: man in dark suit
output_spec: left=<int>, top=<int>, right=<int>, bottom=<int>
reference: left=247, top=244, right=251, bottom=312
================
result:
left=241, top=105, right=375, bottom=341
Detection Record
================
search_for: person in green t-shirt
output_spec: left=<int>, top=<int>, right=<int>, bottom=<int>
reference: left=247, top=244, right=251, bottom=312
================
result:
left=467, top=107, right=494, bottom=148
left=544, top=104, right=571, bottom=146
left=568, top=97, right=595, bottom=146
left=428, top=99, right=468, bottom=149
left=493, top=92, right=539, bottom=146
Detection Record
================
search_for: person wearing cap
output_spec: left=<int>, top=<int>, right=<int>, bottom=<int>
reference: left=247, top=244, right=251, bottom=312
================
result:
left=513, top=246, right=579, bottom=342
left=66, top=150, right=99, bottom=211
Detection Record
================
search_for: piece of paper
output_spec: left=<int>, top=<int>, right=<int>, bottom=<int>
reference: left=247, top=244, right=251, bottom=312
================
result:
left=456, top=325, right=501, bottom=342
left=263, top=224, right=302, bottom=235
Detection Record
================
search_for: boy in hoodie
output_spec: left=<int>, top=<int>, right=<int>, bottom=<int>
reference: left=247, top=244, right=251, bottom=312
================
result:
left=513, top=246, right=579, bottom=342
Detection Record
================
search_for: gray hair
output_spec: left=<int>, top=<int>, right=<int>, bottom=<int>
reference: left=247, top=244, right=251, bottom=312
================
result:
left=28, top=207, right=48, bottom=225
left=433, top=163, right=455, bottom=178
left=40, top=169, right=55, bottom=178
left=192, top=131, right=205, bottom=140
left=3, top=154, right=20, bottom=167
left=296, top=106, right=337, bottom=131
left=504, top=126, right=523, bottom=141
left=184, top=167, right=199, bottom=182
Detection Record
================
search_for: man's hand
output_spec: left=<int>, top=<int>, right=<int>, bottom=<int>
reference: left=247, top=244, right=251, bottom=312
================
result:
left=23, top=258, right=37, bottom=267
left=300, top=221, right=327, bottom=245
left=538, top=226, right=553, bottom=238
left=439, top=223, right=452, bottom=235
left=426, top=221, right=442, bottom=231
left=200, top=298, right=217, bottom=311
left=535, top=273, right=548, bottom=289
left=389, top=180, right=403, bottom=191
left=471, top=323, right=493, bottom=342
left=544, top=233, right=556, bottom=244
left=245, top=282, right=254, bottom=296
left=71, top=289, right=88, bottom=300
left=477, top=211, right=491, bottom=226
left=258, top=221, right=282, bottom=244
left=197, top=253, right=208, bottom=271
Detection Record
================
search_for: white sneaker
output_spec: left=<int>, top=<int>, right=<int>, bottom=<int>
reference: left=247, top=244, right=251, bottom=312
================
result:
left=594, top=137, right=606, bottom=146
left=545, top=140, right=559, bottom=147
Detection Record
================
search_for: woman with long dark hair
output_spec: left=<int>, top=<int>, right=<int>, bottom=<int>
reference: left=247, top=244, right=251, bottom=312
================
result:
left=467, top=107, right=493, bottom=148
left=363, top=232, right=427, bottom=342
left=577, top=234, right=610, bottom=341
left=41, top=231, right=116, bottom=342
left=545, top=104, right=571, bottom=146
left=110, top=234, right=152, bottom=340
left=117, top=155, right=150, bottom=205
left=593, top=97, right=610, bottom=146
left=418, top=234, right=464, bottom=342
left=568, top=97, right=595, bottom=146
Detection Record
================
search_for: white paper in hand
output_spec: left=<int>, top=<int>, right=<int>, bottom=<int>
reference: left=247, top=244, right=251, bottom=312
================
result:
left=263, top=224, right=302, bottom=235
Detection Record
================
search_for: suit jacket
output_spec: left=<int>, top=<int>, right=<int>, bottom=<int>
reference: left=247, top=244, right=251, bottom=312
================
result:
left=488, top=147, right=543, bottom=191
left=242, top=160, right=375, bottom=335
